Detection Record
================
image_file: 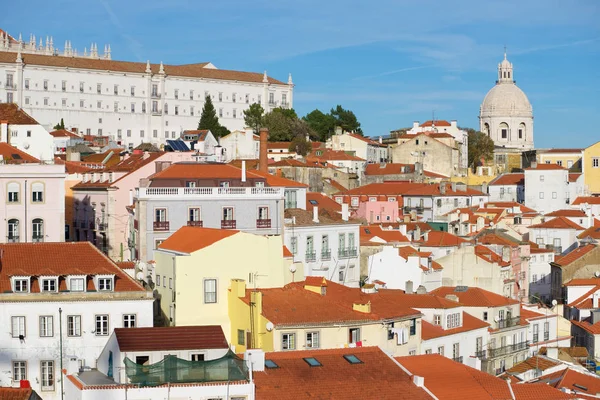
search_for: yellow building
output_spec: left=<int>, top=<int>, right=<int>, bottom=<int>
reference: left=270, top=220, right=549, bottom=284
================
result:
left=538, top=149, right=583, bottom=171
left=583, top=141, right=600, bottom=194
left=153, top=226, right=302, bottom=342
left=228, top=277, right=422, bottom=356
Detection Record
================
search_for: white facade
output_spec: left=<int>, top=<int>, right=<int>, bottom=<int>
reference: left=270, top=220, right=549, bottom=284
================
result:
left=524, top=166, right=569, bottom=214
left=529, top=225, right=582, bottom=256
left=407, top=120, right=469, bottom=171
left=488, top=174, right=524, bottom=203
left=479, top=52, right=534, bottom=150
left=0, top=162, right=66, bottom=243
left=284, top=218, right=361, bottom=287
left=528, top=249, right=555, bottom=301
left=0, top=296, right=153, bottom=400
left=403, top=192, right=489, bottom=222
left=220, top=129, right=259, bottom=161
left=0, top=118, right=54, bottom=161
left=0, top=37, right=292, bottom=150
left=326, top=129, right=386, bottom=163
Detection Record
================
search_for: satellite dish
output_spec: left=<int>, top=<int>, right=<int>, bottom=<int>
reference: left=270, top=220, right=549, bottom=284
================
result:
left=595, top=271, right=600, bottom=278
left=289, top=265, right=297, bottom=273
left=494, top=316, right=499, bottom=322
left=136, top=271, right=145, bottom=281
left=138, top=261, right=146, bottom=270
left=265, top=322, right=274, bottom=332
left=457, top=210, right=461, bottom=215
left=490, top=222, right=494, bottom=227
left=23, top=143, right=30, bottom=149
left=552, top=299, right=558, bottom=306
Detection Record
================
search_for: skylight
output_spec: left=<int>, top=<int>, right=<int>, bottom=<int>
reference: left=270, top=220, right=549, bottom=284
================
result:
left=364, top=229, right=371, bottom=234
left=309, top=200, right=318, bottom=205
left=343, top=354, right=363, bottom=364
left=303, top=357, right=322, bottom=367
left=265, top=360, right=279, bottom=369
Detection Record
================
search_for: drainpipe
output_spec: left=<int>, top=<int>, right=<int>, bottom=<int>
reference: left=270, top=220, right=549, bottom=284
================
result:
left=24, top=179, right=28, bottom=242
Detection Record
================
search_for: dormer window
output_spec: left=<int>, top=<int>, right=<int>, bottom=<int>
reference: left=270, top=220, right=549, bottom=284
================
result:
left=446, top=312, right=461, bottom=329
left=13, top=278, right=29, bottom=293
left=41, top=278, right=57, bottom=293
left=70, top=277, right=85, bottom=292
left=98, top=277, right=113, bottom=291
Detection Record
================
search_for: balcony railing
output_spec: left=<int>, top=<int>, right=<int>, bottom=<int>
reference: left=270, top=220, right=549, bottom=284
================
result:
left=486, top=341, right=529, bottom=359
left=416, top=206, right=424, bottom=213
left=306, top=251, right=317, bottom=262
left=533, top=333, right=539, bottom=343
left=187, top=220, right=203, bottom=227
left=136, top=187, right=284, bottom=199
left=5, top=82, right=16, bottom=90
left=339, top=247, right=358, bottom=259
left=7, top=236, right=19, bottom=243
left=151, top=92, right=161, bottom=99
left=475, top=350, right=486, bottom=359
left=151, top=109, right=162, bottom=116
left=285, top=201, right=298, bottom=209
left=153, top=221, right=170, bottom=231
left=32, top=236, right=44, bottom=243
left=221, top=220, right=236, bottom=229
left=321, top=250, right=331, bottom=261
left=256, top=219, right=271, bottom=229
left=495, top=316, right=521, bottom=330
left=452, top=356, right=463, bottom=364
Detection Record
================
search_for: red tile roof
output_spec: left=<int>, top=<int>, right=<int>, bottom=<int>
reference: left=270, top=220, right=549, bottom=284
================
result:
left=420, top=120, right=452, bottom=127
left=340, top=181, right=424, bottom=196
left=360, top=226, right=410, bottom=244
left=571, top=319, right=600, bottom=335
left=283, top=246, right=293, bottom=258
left=554, top=244, right=598, bottom=266
left=507, top=356, right=560, bottom=374
left=0, top=103, right=39, bottom=124
left=546, top=209, right=587, bottom=217
left=0, top=242, right=144, bottom=293
left=474, top=245, right=511, bottom=267
left=489, top=173, right=525, bottom=186
left=376, top=290, right=461, bottom=309
left=0, top=50, right=286, bottom=84
left=364, top=163, right=448, bottom=178
left=549, top=367, right=600, bottom=397
left=115, top=261, right=135, bottom=270
left=269, top=158, right=314, bottom=167
left=431, top=286, right=519, bottom=307
left=403, top=184, right=485, bottom=197
left=564, top=278, right=600, bottom=287
left=150, top=162, right=247, bottom=180
left=529, top=216, right=584, bottom=230
left=0, top=388, right=35, bottom=400
left=525, top=163, right=566, bottom=170
left=414, top=231, right=468, bottom=247
left=573, top=196, right=600, bottom=205
left=158, top=226, right=239, bottom=254
left=0, top=142, right=41, bottom=163
left=250, top=169, right=309, bottom=188
left=476, top=232, right=519, bottom=247
left=182, top=130, right=210, bottom=141
left=578, top=221, right=600, bottom=239
left=421, top=312, right=489, bottom=340
left=519, top=306, right=555, bottom=321
left=267, top=141, right=292, bottom=150
left=543, top=148, right=583, bottom=154
left=114, top=325, right=227, bottom=351
left=254, top=347, right=431, bottom=400
left=306, top=192, right=342, bottom=213
left=49, top=129, right=81, bottom=138
left=569, top=173, right=582, bottom=183
left=307, top=149, right=366, bottom=162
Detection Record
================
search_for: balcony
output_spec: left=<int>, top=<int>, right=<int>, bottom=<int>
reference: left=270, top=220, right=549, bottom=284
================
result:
left=306, top=251, right=317, bottom=262
left=256, top=219, right=271, bottom=229
left=339, top=247, right=358, bottom=259
left=153, top=221, right=170, bottom=231
left=416, top=206, right=424, bottom=213
left=495, top=316, right=521, bottom=330
left=151, top=109, right=162, bottom=116
left=5, top=82, right=16, bottom=90
left=475, top=350, right=486, bottom=359
left=321, top=250, right=331, bottom=261
left=221, top=220, right=236, bottom=229
left=32, top=236, right=44, bottom=243
left=98, top=222, right=107, bottom=232
left=285, top=201, right=298, bottom=209
left=486, top=341, right=529, bottom=359
left=151, top=92, right=161, bottom=99
left=135, top=187, right=285, bottom=200
left=187, top=220, right=203, bottom=227
left=452, top=356, right=463, bottom=363
left=7, top=236, right=19, bottom=243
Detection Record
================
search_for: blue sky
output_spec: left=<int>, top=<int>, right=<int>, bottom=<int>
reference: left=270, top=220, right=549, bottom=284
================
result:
left=3, top=0, right=599, bottom=148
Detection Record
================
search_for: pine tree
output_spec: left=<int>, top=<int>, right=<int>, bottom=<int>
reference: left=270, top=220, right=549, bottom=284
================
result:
left=198, top=95, right=230, bottom=137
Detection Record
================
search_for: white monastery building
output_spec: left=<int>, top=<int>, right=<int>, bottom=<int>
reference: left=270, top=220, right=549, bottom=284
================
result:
left=0, top=30, right=293, bottom=150
left=479, top=51, right=534, bottom=150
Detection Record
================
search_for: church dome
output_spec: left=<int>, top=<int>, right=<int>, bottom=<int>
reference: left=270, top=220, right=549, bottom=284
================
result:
left=480, top=83, right=532, bottom=117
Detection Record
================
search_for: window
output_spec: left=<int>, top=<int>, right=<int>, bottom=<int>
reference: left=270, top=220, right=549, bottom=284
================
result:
left=189, top=207, right=201, bottom=222
left=32, top=218, right=44, bottom=242
left=190, top=106, right=194, bottom=116
left=13, top=361, right=26, bottom=382
left=14, top=278, right=28, bottom=292
left=269, top=92, right=275, bottom=105
left=8, top=182, right=19, bottom=202
left=258, top=94, right=262, bottom=104
left=552, top=192, right=557, bottom=199
left=95, top=315, right=109, bottom=335
left=131, top=86, right=135, bottom=96
left=425, top=349, right=432, bottom=355
left=80, top=99, right=84, bottom=108
left=155, top=208, right=167, bottom=222
left=540, top=175, right=544, bottom=182
left=153, top=129, right=158, bottom=138
left=483, top=312, right=488, bottom=321
left=97, top=83, right=102, bottom=94
left=39, top=316, right=54, bottom=337
left=43, top=80, right=48, bottom=90
left=41, top=361, right=54, bottom=390
left=156, top=275, right=161, bottom=286
left=98, top=277, right=113, bottom=291
left=175, top=106, right=179, bottom=115
left=232, top=92, right=236, bottom=103
left=306, top=331, right=320, bottom=348
left=351, top=197, right=359, bottom=207
left=282, top=93, right=287, bottom=105
left=539, top=192, right=544, bottom=199
left=25, top=97, right=30, bottom=105
left=532, top=274, right=537, bottom=283
left=290, top=237, right=298, bottom=254
left=433, top=314, right=441, bottom=325
left=222, top=207, right=234, bottom=221
left=218, top=92, right=223, bottom=102
left=67, top=315, right=81, bottom=337
left=174, top=89, right=179, bottom=99
left=304, top=357, right=322, bottom=367
left=127, top=129, right=132, bottom=137
left=131, top=103, right=135, bottom=113
left=169, top=278, right=172, bottom=289
left=204, top=279, right=217, bottom=303
left=238, top=329, right=245, bottom=345
left=62, top=98, right=67, bottom=106
left=41, top=279, right=57, bottom=292
left=437, top=346, right=444, bottom=356
left=453, top=343, right=460, bottom=359
left=123, top=314, right=136, bottom=328
left=140, top=130, right=145, bottom=138
left=232, top=108, right=237, bottom=118
left=349, top=327, right=360, bottom=344
left=245, top=93, right=250, bottom=103
left=142, top=102, right=146, bottom=113
left=282, top=333, right=296, bottom=350
left=476, top=337, right=483, bottom=354
left=191, top=354, right=205, bottom=362
left=11, top=316, right=26, bottom=338
left=258, top=206, right=269, bottom=220
left=593, top=158, right=599, bottom=168
left=557, top=160, right=563, bottom=167
left=113, top=84, right=118, bottom=95
left=447, top=313, right=461, bottom=328
left=219, top=108, right=223, bottom=117
left=409, top=318, right=416, bottom=335
left=24, top=79, right=29, bottom=89
left=544, top=321, right=550, bottom=341
left=97, top=101, right=102, bottom=109
left=339, top=271, right=344, bottom=282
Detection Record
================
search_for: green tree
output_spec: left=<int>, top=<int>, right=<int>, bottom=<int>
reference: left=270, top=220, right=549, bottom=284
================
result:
left=243, top=103, right=265, bottom=134
left=331, top=105, right=362, bottom=135
left=261, top=107, right=301, bottom=141
left=466, top=129, right=495, bottom=172
left=289, top=134, right=312, bottom=157
left=53, top=118, right=65, bottom=130
left=198, top=95, right=230, bottom=138
left=303, top=109, right=336, bottom=141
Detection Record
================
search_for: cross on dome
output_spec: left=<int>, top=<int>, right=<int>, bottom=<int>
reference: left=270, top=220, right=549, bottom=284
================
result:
left=498, top=48, right=513, bottom=84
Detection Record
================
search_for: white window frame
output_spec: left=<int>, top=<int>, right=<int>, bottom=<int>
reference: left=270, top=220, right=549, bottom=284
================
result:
left=282, top=332, right=296, bottom=350
left=13, top=360, right=27, bottom=382
left=306, top=331, right=320, bottom=349
left=67, top=315, right=81, bottom=337
left=39, top=316, right=54, bottom=337
left=11, top=316, right=26, bottom=338
left=41, top=278, right=57, bottom=293
left=70, top=277, right=85, bottom=292
left=123, top=314, right=136, bottom=328
left=13, top=278, right=29, bottom=293
left=95, top=315, right=109, bottom=336
left=98, top=277, right=113, bottom=291
left=41, top=360, right=54, bottom=391
left=204, top=278, right=217, bottom=304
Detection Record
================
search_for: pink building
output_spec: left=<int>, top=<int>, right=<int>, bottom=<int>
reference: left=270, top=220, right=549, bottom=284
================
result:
left=71, top=150, right=195, bottom=261
left=0, top=143, right=66, bottom=243
left=357, top=200, right=400, bottom=224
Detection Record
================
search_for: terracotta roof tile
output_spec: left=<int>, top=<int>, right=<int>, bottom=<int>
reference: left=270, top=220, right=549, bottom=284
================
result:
left=507, top=356, right=560, bottom=374
left=564, top=278, right=600, bottom=287
left=421, top=312, right=489, bottom=340
left=0, top=242, right=144, bottom=293
left=554, top=244, right=598, bottom=266
left=0, top=50, right=286, bottom=84
left=254, top=347, right=431, bottom=400
left=306, top=149, right=366, bottom=162
left=340, top=182, right=422, bottom=196
left=525, top=163, right=566, bottom=170
left=0, top=103, right=39, bottom=124
left=542, top=148, right=583, bottom=154
left=489, top=173, right=525, bottom=186
left=414, top=231, right=467, bottom=247
left=569, top=173, right=582, bottom=183
left=151, top=162, right=250, bottom=180
left=182, top=130, right=209, bottom=141
left=431, top=286, right=519, bottom=307
left=573, top=197, right=600, bottom=205
left=474, top=245, right=511, bottom=267
left=267, top=141, right=292, bottom=150
left=269, top=158, right=314, bottom=167
left=285, top=208, right=355, bottom=226
left=282, top=246, right=293, bottom=258
left=571, top=319, right=600, bottom=334
left=578, top=221, right=600, bottom=239
left=364, top=163, right=447, bottom=178
left=550, top=367, right=600, bottom=395
left=546, top=209, right=587, bottom=217
left=420, top=120, right=452, bottom=127
left=158, top=226, right=239, bottom=254
left=0, top=142, right=40, bottom=163
left=114, top=326, right=227, bottom=351
left=0, top=388, right=35, bottom=400
left=360, top=226, right=410, bottom=244
left=529, top=216, right=584, bottom=230
left=538, top=347, right=588, bottom=358
left=306, top=192, right=342, bottom=213
left=49, top=129, right=81, bottom=138
left=250, top=169, right=308, bottom=188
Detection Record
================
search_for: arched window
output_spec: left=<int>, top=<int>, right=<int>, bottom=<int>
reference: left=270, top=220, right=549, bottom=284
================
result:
left=507, top=71, right=511, bottom=79
left=518, top=123, right=526, bottom=140
left=32, top=218, right=44, bottom=242
left=32, top=182, right=44, bottom=203
left=164, top=103, right=169, bottom=114
left=7, top=182, right=19, bottom=203
left=7, top=219, right=19, bottom=242
left=499, top=122, right=509, bottom=139
left=483, top=123, right=490, bottom=136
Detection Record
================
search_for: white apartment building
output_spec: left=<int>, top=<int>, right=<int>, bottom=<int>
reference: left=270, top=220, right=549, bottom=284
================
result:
left=0, top=242, right=153, bottom=400
left=1, top=103, right=54, bottom=161
left=528, top=248, right=555, bottom=302
left=0, top=33, right=293, bottom=150
left=326, top=127, right=388, bottom=163
left=524, top=163, right=570, bottom=214
left=488, top=173, right=524, bottom=203
left=284, top=207, right=361, bottom=287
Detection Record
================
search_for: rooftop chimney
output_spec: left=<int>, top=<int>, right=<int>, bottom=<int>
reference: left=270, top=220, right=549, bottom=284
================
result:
left=241, top=160, right=247, bottom=182
left=439, top=182, right=446, bottom=195
left=405, top=280, right=414, bottom=294
left=413, top=121, right=419, bottom=130
left=313, top=206, right=319, bottom=223
left=341, top=203, right=349, bottom=221
left=259, top=128, right=269, bottom=172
